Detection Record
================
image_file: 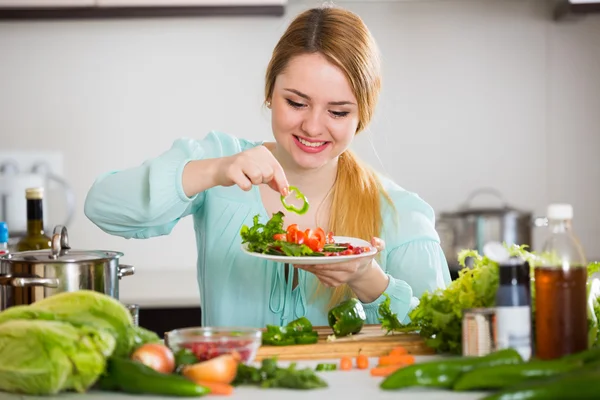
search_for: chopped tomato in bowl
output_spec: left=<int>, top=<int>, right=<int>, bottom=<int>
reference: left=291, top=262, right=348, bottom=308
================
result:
left=164, top=326, right=262, bottom=364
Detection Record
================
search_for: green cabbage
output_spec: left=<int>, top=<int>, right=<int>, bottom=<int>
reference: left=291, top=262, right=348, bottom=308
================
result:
left=0, top=290, right=161, bottom=396
left=0, top=290, right=156, bottom=357
left=0, top=319, right=116, bottom=395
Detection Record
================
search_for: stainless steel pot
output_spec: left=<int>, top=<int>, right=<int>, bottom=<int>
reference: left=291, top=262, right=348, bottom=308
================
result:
left=0, top=225, right=134, bottom=310
left=437, top=188, right=545, bottom=269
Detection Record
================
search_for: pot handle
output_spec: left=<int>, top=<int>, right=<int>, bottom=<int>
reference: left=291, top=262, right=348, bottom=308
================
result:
left=118, top=264, right=135, bottom=279
left=0, top=275, right=60, bottom=288
left=462, top=187, right=507, bottom=209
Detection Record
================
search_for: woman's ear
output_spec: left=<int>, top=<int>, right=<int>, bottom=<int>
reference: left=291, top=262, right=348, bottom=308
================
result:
left=265, top=99, right=272, bottom=108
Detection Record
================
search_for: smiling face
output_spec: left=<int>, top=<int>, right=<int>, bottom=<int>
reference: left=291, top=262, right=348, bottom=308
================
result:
left=269, top=52, right=360, bottom=171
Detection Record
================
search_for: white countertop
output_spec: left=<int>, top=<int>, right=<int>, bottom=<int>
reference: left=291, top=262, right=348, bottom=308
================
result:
left=3, top=357, right=489, bottom=400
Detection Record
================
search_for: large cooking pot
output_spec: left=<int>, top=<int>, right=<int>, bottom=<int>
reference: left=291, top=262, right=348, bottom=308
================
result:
left=437, top=188, right=546, bottom=270
left=0, top=225, right=134, bottom=310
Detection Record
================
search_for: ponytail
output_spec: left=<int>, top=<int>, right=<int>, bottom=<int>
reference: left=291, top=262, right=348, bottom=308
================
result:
left=316, top=149, right=393, bottom=309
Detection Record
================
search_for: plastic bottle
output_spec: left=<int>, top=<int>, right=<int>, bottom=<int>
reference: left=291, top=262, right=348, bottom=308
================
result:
left=534, top=203, right=588, bottom=360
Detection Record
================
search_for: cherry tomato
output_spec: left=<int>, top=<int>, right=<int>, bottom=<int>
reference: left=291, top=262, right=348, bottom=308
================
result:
left=273, top=233, right=286, bottom=241
left=312, top=228, right=326, bottom=248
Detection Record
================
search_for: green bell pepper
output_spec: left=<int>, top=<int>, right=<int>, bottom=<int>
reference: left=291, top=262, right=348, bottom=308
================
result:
left=328, top=298, right=366, bottom=337
left=261, top=318, right=320, bottom=346
left=280, top=186, right=309, bottom=215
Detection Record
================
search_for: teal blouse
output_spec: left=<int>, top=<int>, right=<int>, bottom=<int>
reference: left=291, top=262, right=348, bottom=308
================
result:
left=84, top=131, right=451, bottom=328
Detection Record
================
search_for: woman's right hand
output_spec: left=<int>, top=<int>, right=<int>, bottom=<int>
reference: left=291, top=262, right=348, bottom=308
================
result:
left=215, top=146, right=289, bottom=196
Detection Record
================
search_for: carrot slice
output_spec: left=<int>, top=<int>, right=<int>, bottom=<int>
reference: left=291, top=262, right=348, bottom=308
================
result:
left=196, top=381, right=234, bottom=396
left=388, top=346, right=408, bottom=357
left=378, top=354, right=415, bottom=366
left=340, top=356, right=352, bottom=370
left=370, top=363, right=405, bottom=377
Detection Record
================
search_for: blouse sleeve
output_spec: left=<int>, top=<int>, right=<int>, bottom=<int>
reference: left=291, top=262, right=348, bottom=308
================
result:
left=360, top=188, right=452, bottom=324
left=84, top=131, right=258, bottom=240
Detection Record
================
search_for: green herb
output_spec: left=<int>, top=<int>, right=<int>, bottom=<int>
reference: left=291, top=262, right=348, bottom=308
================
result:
left=233, top=358, right=327, bottom=390
left=240, top=212, right=286, bottom=254
left=280, top=186, right=309, bottom=215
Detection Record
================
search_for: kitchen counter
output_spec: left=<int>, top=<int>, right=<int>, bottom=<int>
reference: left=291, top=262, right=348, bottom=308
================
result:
left=2, top=356, right=489, bottom=400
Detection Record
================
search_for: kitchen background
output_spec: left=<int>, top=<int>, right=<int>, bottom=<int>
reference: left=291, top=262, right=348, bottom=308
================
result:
left=1, top=0, right=599, bottom=333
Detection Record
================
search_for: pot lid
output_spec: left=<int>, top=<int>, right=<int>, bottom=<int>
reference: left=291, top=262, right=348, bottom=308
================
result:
left=441, top=188, right=531, bottom=217
left=1, top=226, right=123, bottom=263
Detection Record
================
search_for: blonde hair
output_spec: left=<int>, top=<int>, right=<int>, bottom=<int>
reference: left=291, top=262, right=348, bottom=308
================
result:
left=265, top=6, right=393, bottom=308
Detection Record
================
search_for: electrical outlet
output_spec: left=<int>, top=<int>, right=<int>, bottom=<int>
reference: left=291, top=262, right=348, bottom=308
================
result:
left=0, top=151, right=63, bottom=177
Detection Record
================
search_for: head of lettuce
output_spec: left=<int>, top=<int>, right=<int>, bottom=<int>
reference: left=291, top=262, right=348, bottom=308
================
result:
left=0, top=290, right=160, bottom=395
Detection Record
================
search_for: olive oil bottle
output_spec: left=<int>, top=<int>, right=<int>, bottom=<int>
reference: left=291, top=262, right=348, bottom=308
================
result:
left=16, top=187, right=51, bottom=251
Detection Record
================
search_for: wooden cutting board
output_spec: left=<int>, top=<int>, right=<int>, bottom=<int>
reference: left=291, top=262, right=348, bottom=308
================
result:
left=255, top=324, right=434, bottom=361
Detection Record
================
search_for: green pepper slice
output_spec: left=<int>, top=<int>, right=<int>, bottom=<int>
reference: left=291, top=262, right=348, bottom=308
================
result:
left=286, top=317, right=313, bottom=334
left=294, top=332, right=319, bottom=345
left=280, top=186, right=309, bottom=215
left=262, top=325, right=296, bottom=346
left=328, top=298, right=366, bottom=337
left=315, top=363, right=337, bottom=371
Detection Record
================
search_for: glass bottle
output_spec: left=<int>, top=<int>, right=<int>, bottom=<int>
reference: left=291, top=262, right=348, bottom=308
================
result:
left=0, top=221, right=8, bottom=256
left=495, top=258, right=532, bottom=361
left=534, top=203, right=588, bottom=360
left=16, top=188, right=51, bottom=251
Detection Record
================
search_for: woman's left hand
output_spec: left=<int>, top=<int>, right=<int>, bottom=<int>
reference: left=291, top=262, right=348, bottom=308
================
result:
left=295, top=237, right=386, bottom=288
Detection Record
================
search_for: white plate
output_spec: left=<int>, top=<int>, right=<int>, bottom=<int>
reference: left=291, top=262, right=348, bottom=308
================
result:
left=241, top=236, right=377, bottom=265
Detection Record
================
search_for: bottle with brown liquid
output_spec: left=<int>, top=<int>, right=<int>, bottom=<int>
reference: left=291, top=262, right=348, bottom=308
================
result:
left=16, top=187, right=51, bottom=251
left=534, top=204, right=588, bottom=360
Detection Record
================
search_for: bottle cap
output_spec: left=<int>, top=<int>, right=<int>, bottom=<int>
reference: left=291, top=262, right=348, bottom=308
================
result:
left=0, top=222, right=8, bottom=243
left=547, top=203, right=573, bottom=220
left=25, top=187, right=44, bottom=200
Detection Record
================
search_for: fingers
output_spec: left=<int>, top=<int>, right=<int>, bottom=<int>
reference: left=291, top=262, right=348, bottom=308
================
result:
left=228, top=168, right=253, bottom=191
left=270, top=162, right=289, bottom=196
left=242, top=163, right=265, bottom=186
left=298, top=262, right=359, bottom=273
left=228, top=146, right=289, bottom=195
left=371, top=237, right=386, bottom=252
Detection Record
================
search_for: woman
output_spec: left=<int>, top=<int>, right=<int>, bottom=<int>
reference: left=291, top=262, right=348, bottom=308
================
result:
left=84, top=6, right=451, bottom=328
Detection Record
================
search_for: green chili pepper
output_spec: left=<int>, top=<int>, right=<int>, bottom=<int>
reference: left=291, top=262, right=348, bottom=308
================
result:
left=315, top=363, right=337, bottom=371
left=380, top=348, right=524, bottom=391
left=452, top=358, right=583, bottom=391
left=96, top=356, right=209, bottom=397
left=480, top=362, right=600, bottom=400
left=280, top=186, right=309, bottom=215
left=328, top=298, right=366, bottom=337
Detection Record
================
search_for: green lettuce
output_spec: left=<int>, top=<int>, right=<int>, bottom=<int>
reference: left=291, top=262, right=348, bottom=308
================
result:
left=0, top=290, right=158, bottom=357
left=0, top=319, right=116, bottom=395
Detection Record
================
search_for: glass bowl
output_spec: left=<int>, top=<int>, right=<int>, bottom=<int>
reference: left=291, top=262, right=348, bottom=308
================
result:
left=164, top=326, right=262, bottom=364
